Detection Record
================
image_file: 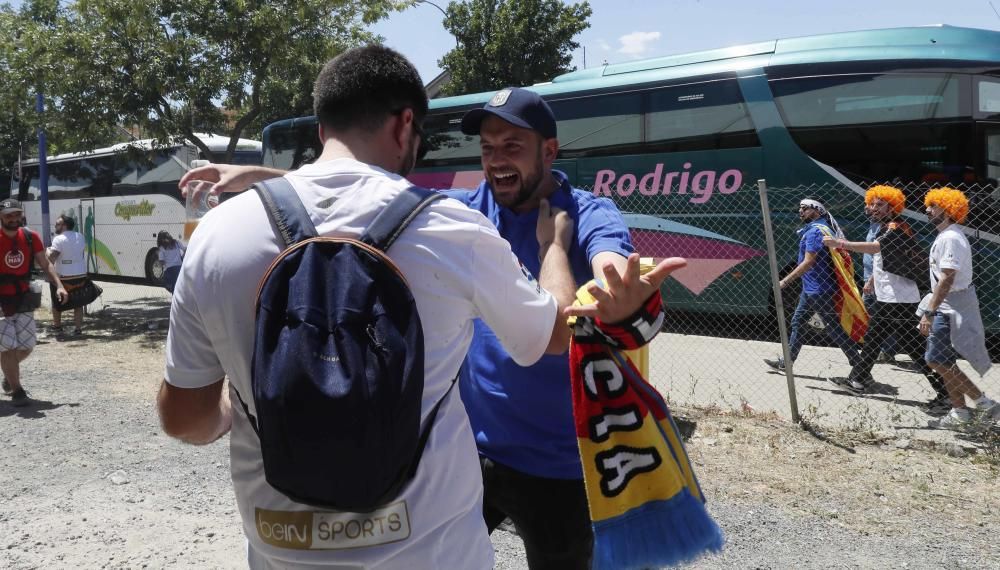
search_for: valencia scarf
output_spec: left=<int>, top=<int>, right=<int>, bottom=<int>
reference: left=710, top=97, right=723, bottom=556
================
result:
left=569, top=281, right=724, bottom=569
left=811, top=223, right=869, bottom=342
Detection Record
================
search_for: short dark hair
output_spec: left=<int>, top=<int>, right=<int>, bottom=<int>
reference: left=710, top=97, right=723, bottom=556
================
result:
left=59, top=216, right=76, bottom=231
left=313, top=45, right=428, bottom=134
left=157, top=230, right=176, bottom=249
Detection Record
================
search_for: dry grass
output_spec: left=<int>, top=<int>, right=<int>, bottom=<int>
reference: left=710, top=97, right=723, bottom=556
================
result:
left=681, top=406, right=998, bottom=539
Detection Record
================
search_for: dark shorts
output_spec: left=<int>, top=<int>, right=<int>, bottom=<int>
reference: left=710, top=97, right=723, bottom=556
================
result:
left=163, top=265, right=181, bottom=294
left=480, top=456, right=593, bottom=569
left=50, top=275, right=88, bottom=309
left=925, top=312, right=959, bottom=366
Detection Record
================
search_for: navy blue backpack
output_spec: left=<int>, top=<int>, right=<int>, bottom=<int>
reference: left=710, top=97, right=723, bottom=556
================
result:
left=234, top=177, right=450, bottom=511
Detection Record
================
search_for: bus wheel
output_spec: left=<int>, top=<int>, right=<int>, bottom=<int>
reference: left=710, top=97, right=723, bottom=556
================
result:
left=145, top=249, right=165, bottom=285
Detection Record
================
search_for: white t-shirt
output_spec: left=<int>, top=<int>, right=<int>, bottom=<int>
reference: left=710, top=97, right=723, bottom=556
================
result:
left=872, top=250, right=920, bottom=303
left=158, top=243, right=185, bottom=269
left=49, top=230, right=86, bottom=277
left=930, top=225, right=973, bottom=309
left=164, top=158, right=557, bottom=570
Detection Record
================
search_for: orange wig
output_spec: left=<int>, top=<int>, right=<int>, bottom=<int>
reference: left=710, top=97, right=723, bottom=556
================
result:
left=865, top=185, right=905, bottom=214
left=924, top=187, right=969, bottom=224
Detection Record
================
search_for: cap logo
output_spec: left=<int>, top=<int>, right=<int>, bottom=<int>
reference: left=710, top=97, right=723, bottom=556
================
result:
left=489, top=89, right=512, bottom=108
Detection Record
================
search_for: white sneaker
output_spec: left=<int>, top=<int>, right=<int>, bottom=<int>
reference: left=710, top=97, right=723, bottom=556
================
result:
left=929, top=408, right=973, bottom=431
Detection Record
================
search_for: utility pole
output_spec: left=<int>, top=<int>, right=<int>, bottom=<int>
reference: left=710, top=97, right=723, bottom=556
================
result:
left=36, top=93, right=51, bottom=246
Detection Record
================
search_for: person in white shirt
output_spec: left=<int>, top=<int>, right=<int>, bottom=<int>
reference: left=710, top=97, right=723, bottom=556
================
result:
left=157, top=46, right=681, bottom=570
left=156, top=231, right=186, bottom=293
left=47, top=215, right=88, bottom=335
left=822, top=186, right=949, bottom=411
left=917, top=187, right=998, bottom=430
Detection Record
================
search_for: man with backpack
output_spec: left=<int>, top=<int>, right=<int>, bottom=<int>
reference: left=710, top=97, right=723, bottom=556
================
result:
left=822, top=186, right=950, bottom=411
left=157, top=46, right=681, bottom=569
left=0, top=199, right=68, bottom=406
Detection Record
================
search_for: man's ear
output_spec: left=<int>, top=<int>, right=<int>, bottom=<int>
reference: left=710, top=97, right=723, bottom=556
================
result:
left=392, top=108, right=416, bottom=151
left=542, top=137, right=559, bottom=166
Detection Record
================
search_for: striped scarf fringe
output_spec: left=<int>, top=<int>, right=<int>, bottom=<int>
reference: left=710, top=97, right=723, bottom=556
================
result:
left=569, top=286, right=724, bottom=569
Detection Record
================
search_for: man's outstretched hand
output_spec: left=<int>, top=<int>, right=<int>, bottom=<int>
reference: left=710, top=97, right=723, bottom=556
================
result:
left=564, top=253, right=687, bottom=324
left=178, top=164, right=288, bottom=196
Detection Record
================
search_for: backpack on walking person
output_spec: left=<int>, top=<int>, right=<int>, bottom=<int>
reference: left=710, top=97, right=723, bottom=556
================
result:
left=231, top=177, right=453, bottom=511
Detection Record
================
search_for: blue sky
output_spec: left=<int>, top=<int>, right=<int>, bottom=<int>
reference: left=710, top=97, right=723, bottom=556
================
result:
left=374, top=0, right=1000, bottom=83
left=6, top=0, right=999, bottom=84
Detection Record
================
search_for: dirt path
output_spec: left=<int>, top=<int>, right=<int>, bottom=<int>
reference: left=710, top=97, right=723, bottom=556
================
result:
left=1, top=306, right=997, bottom=569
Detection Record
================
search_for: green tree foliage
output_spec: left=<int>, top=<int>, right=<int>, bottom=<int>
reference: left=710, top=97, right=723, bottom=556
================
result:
left=70, top=0, right=409, bottom=160
left=1, top=0, right=408, bottom=171
left=438, top=0, right=591, bottom=96
left=2, top=1, right=120, bottom=187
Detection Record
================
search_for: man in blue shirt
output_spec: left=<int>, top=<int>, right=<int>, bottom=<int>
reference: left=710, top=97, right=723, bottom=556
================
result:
left=452, top=88, right=642, bottom=569
left=764, top=197, right=862, bottom=373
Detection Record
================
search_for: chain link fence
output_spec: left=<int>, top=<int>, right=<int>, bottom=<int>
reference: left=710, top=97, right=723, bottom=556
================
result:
left=602, top=179, right=1000, bottom=434
left=69, top=180, right=1000, bottom=435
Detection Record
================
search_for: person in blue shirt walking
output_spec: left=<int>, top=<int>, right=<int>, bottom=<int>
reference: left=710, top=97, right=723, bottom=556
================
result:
left=764, top=197, right=862, bottom=373
left=451, top=87, right=657, bottom=569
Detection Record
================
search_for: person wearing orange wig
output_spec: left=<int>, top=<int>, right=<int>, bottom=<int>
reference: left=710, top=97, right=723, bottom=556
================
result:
left=862, top=186, right=904, bottom=363
left=919, top=188, right=998, bottom=429
left=823, top=186, right=949, bottom=411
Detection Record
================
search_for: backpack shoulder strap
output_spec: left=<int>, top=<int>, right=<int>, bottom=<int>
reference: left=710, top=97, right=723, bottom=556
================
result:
left=361, top=187, right=443, bottom=252
left=20, top=229, right=34, bottom=277
left=253, top=177, right=318, bottom=248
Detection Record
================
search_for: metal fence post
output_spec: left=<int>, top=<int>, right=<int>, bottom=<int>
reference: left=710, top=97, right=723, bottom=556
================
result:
left=757, top=179, right=800, bottom=422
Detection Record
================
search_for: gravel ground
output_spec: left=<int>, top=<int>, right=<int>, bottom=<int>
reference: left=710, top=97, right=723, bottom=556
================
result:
left=1, top=297, right=997, bottom=569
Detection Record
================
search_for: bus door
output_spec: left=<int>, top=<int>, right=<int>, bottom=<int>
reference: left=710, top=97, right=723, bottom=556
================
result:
left=80, top=198, right=100, bottom=274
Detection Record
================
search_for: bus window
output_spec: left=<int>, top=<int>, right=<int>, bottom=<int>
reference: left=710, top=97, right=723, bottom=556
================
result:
left=46, top=156, right=119, bottom=199
left=135, top=148, right=188, bottom=197
left=549, top=93, right=641, bottom=155
left=976, top=78, right=1000, bottom=119
left=420, top=111, right=480, bottom=165
left=772, top=73, right=967, bottom=127
left=988, top=130, right=1000, bottom=182
left=646, top=79, right=759, bottom=150
left=771, top=74, right=974, bottom=184
left=208, top=149, right=263, bottom=165
left=262, top=123, right=321, bottom=171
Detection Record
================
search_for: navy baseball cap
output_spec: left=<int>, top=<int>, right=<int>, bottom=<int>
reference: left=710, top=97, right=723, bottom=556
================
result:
left=460, top=87, right=557, bottom=139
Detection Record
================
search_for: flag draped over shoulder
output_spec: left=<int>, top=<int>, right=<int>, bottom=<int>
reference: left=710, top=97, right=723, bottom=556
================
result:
left=569, top=284, right=724, bottom=569
left=812, top=223, right=868, bottom=342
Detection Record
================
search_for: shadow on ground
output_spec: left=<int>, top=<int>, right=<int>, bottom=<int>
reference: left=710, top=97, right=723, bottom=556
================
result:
left=0, top=397, right=80, bottom=419
left=44, top=301, right=171, bottom=347
left=664, top=309, right=1000, bottom=364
